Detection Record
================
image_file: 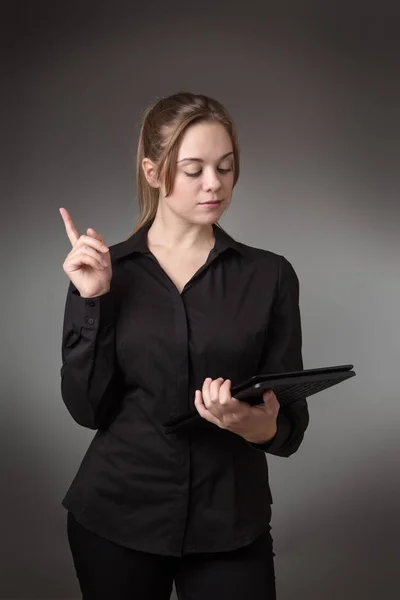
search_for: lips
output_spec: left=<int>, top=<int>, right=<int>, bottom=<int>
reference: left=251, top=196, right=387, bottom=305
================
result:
left=200, top=200, right=222, bottom=205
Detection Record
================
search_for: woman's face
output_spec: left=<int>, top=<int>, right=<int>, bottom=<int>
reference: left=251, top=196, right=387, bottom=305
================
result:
left=148, top=121, right=235, bottom=225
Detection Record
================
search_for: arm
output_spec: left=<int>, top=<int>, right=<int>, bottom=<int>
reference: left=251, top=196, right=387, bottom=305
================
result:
left=249, top=256, right=309, bottom=457
left=60, top=280, right=123, bottom=430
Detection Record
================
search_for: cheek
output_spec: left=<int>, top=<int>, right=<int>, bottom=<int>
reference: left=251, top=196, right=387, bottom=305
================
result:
left=223, top=180, right=234, bottom=199
left=223, top=172, right=234, bottom=188
left=176, top=175, right=202, bottom=196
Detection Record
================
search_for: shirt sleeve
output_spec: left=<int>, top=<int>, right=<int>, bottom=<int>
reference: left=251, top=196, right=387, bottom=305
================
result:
left=248, top=255, right=310, bottom=457
left=60, top=279, right=123, bottom=430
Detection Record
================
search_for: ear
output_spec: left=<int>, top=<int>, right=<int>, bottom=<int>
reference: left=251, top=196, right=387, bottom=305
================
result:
left=142, top=158, right=161, bottom=189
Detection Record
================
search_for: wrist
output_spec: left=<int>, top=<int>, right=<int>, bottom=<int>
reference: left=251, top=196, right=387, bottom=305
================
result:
left=245, top=422, right=278, bottom=445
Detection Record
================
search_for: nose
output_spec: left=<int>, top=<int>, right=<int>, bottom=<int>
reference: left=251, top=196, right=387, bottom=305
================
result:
left=202, top=168, right=222, bottom=193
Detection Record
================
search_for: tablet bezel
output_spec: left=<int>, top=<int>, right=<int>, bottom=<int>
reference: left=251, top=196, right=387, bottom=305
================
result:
left=230, top=364, right=354, bottom=396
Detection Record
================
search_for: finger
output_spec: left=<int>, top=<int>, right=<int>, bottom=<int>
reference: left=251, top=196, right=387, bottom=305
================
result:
left=201, top=378, right=212, bottom=408
left=219, top=381, right=245, bottom=427
left=65, top=254, right=103, bottom=273
left=76, top=234, right=109, bottom=254
left=219, top=379, right=232, bottom=406
left=70, top=245, right=108, bottom=269
left=59, top=207, right=80, bottom=247
left=203, top=378, right=224, bottom=419
left=262, top=390, right=273, bottom=404
left=262, top=390, right=280, bottom=416
left=219, top=380, right=245, bottom=418
left=263, top=390, right=279, bottom=407
left=208, top=377, right=225, bottom=406
left=65, top=248, right=106, bottom=272
left=194, top=391, right=221, bottom=428
left=86, top=227, right=107, bottom=248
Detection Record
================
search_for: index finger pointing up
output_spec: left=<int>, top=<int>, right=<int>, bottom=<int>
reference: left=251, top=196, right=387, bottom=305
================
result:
left=59, top=207, right=79, bottom=246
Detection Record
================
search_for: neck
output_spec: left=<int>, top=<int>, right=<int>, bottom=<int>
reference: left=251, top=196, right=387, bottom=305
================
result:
left=147, top=210, right=216, bottom=253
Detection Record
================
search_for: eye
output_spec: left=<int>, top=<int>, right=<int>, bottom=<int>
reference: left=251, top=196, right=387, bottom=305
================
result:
left=184, top=168, right=233, bottom=178
left=184, top=171, right=202, bottom=178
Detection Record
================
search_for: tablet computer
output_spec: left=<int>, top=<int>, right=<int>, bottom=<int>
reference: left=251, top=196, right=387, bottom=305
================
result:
left=163, top=364, right=355, bottom=434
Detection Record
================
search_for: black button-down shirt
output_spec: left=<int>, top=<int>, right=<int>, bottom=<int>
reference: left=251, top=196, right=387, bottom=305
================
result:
left=60, top=221, right=309, bottom=556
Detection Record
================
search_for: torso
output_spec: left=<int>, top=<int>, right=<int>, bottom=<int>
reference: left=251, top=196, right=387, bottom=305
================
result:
left=148, top=247, right=213, bottom=294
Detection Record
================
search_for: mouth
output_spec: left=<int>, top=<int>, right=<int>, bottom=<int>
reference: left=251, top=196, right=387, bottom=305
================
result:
left=200, top=200, right=222, bottom=206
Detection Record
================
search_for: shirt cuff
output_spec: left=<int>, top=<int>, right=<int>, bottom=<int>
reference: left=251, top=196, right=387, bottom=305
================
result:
left=70, top=282, right=115, bottom=331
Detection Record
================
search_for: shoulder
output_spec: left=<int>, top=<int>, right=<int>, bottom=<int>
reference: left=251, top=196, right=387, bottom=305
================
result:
left=234, top=240, right=301, bottom=301
left=235, top=240, right=299, bottom=282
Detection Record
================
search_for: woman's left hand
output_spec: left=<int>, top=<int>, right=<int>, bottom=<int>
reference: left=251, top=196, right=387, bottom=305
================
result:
left=194, top=377, right=280, bottom=444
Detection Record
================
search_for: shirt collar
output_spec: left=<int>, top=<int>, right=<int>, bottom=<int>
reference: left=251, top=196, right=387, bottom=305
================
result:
left=110, top=220, right=247, bottom=261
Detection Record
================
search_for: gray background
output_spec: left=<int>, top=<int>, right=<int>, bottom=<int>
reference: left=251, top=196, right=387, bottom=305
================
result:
left=2, top=2, right=399, bottom=599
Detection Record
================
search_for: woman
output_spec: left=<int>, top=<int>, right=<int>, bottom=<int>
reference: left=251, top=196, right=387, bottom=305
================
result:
left=59, top=91, right=309, bottom=599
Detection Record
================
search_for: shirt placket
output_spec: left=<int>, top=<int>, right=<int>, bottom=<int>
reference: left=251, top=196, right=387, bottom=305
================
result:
left=144, top=249, right=225, bottom=554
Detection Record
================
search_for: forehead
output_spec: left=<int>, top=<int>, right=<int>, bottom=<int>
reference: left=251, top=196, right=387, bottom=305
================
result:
left=177, top=121, right=233, bottom=159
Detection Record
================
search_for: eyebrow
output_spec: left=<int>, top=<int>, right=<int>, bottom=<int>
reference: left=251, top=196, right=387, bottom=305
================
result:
left=177, top=151, right=234, bottom=164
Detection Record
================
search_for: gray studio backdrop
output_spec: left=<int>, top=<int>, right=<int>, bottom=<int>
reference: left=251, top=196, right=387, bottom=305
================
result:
left=3, top=4, right=399, bottom=599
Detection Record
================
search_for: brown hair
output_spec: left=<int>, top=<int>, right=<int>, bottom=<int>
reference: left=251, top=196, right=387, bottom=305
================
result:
left=128, top=92, right=240, bottom=236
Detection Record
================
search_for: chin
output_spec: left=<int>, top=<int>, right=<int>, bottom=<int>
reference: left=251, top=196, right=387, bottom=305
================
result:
left=186, top=215, right=221, bottom=228
left=201, top=211, right=226, bottom=224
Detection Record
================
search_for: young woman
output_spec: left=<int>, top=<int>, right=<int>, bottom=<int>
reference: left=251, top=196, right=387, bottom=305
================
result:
left=59, top=91, right=309, bottom=599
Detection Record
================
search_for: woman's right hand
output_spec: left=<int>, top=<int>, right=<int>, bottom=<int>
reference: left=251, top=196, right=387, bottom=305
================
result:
left=60, top=207, right=112, bottom=298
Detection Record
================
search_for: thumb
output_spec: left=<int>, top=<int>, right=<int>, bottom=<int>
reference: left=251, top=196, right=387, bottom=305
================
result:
left=262, top=390, right=274, bottom=413
left=87, top=227, right=106, bottom=245
left=263, top=389, right=273, bottom=404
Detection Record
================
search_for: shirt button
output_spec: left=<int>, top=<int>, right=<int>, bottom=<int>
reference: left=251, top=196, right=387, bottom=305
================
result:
left=85, top=299, right=96, bottom=307
left=85, top=317, right=95, bottom=325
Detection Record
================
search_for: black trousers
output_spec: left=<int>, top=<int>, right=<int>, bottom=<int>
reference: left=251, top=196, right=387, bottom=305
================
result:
left=67, top=512, right=276, bottom=600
